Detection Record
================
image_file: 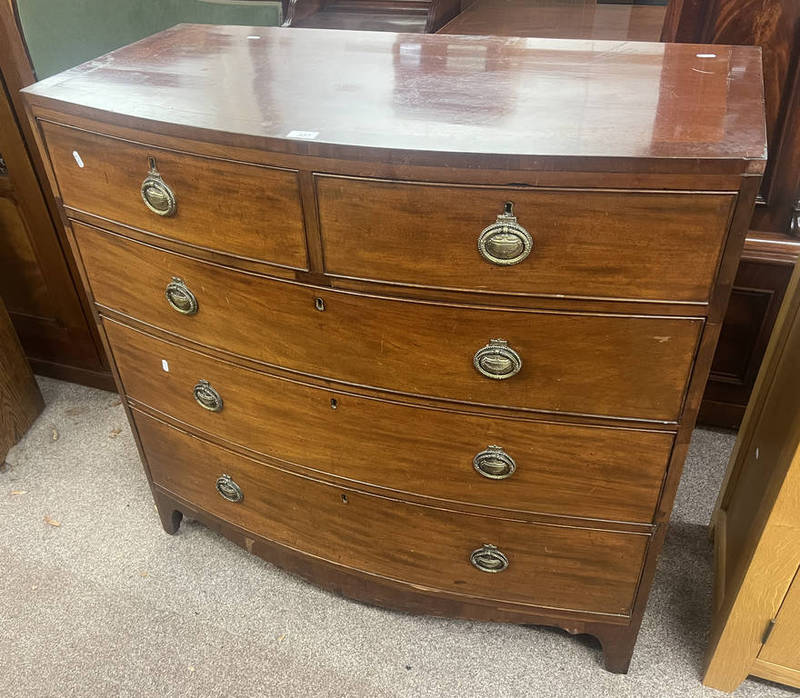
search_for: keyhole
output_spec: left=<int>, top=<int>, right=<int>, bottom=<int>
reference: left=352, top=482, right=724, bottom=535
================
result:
left=314, top=297, right=326, bottom=312
left=148, top=156, right=157, bottom=171
left=330, top=398, right=338, bottom=409
left=504, top=201, right=514, bottom=215
left=341, top=494, right=348, bottom=504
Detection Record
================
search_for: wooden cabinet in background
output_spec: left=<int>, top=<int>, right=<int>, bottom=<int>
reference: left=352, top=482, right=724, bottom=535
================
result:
left=0, top=294, right=43, bottom=463
left=664, top=0, right=800, bottom=428
left=704, top=254, right=800, bottom=692
left=0, top=3, right=112, bottom=390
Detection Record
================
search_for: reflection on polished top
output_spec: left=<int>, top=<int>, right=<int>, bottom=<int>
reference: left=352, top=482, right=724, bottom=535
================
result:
left=23, top=23, right=767, bottom=168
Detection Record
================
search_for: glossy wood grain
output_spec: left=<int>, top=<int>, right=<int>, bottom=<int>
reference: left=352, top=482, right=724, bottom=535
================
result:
left=107, top=318, right=674, bottom=523
left=22, top=22, right=766, bottom=674
left=317, top=175, right=735, bottom=301
left=42, top=121, right=308, bottom=270
left=136, top=410, right=650, bottom=616
left=21, top=25, right=766, bottom=171
left=75, top=223, right=702, bottom=422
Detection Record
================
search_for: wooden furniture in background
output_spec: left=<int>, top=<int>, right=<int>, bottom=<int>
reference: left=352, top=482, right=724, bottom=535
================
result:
left=663, top=0, right=800, bottom=428
left=0, top=295, right=43, bottom=464
left=703, top=256, right=800, bottom=692
left=282, top=0, right=461, bottom=32
left=22, top=25, right=765, bottom=672
left=439, top=0, right=667, bottom=40
left=0, top=2, right=113, bottom=389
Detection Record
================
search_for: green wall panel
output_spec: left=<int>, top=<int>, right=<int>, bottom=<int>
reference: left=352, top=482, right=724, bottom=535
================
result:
left=17, top=0, right=281, bottom=79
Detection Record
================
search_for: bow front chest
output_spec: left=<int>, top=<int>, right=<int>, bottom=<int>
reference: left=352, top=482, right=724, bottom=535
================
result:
left=22, top=25, right=766, bottom=672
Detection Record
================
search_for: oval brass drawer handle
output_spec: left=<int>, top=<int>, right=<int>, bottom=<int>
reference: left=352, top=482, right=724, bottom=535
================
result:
left=473, top=339, right=522, bottom=380
left=141, top=156, right=177, bottom=217
left=470, top=544, right=509, bottom=573
left=165, top=277, right=198, bottom=315
left=193, top=379, right=223, bottom=412
left=474, top=445, right=516, bottom=480
left=478, top=202, right=533, bottom=266
left=216, top=474, right=243, bottom=503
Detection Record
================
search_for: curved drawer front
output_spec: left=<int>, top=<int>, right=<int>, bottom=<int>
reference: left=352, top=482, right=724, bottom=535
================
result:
left=107, top=320, right=674, bottom=523
left=136, top=411, right=649, bottom=616
left=43, top=122, right=308, bottom=269
left=316, top=176, right=735, bottom=301
left=75, top=223, right=702, bottom=422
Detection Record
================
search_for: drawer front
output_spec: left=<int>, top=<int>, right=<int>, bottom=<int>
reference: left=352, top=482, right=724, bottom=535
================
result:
left=107, top=320, right=674, bottom=523
left=42, top=122, right=308, bottom=268
left=136, top=412, right=649, bottom=615
left=76, top=223, right=702, bottom=422
left=316, top=176, right=735, bottom=301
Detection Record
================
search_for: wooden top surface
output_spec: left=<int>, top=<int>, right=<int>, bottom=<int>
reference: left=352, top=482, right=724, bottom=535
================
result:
left=23, top=24, right=767, bottom=169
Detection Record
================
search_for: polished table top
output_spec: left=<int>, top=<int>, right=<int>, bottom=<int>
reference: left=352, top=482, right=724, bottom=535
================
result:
left=24, top=24, right=766, bottom=170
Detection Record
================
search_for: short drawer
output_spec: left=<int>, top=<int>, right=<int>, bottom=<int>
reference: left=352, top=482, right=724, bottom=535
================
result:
left=316, top=176, right=735, bottom=302
left=136, top=412, right=649, bottom=616
left=41, top=121, right=308, bottom=268
left=75, top=222, right=702, bottom=422
left=107, top=320, right=674, bottom=523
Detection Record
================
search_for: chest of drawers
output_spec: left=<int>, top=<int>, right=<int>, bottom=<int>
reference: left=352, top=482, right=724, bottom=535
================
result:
left=22, top=25, right=766, bottom=673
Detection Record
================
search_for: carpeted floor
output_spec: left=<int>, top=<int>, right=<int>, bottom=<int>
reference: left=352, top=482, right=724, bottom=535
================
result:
left=1, top=377, right=795, bottom=697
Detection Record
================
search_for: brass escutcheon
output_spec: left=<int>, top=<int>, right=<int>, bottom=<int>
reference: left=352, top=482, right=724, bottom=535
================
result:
left=193, top=379, right=223, bottom=412
left=473, top=339, right=522, bottom=380
left=215, top=474, right=243, bottom=503
left=473, top=445, right=516, bottom=480
left=477, top=202, right=533, bottom=266
left=470, top=544, right=509, bottom=573
left=165, top=277, right=198, bottom=315
left=141, top=156, right=177, bottom=216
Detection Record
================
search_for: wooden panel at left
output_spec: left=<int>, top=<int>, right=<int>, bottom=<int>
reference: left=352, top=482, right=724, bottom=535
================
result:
left=0, top=296, right=44, bottom=462
left=0, top=5, right=112, bottom=390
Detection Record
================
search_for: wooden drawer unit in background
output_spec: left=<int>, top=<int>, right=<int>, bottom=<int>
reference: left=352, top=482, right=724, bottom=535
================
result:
left=22, top=25, right=766, bottom=673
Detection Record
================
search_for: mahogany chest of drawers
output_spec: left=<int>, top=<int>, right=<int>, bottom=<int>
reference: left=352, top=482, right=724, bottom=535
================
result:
left=22, top=25, right=766, bottom=672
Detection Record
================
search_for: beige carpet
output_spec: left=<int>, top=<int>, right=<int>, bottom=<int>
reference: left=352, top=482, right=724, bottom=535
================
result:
left=0, top=377, right=794, bottom=697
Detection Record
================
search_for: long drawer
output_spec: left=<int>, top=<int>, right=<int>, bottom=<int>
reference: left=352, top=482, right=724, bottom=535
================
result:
left=136, top=411, right=650, bottom=616
left=42, top=121, right=308, bottom=269
left=107, top=319, right=674, bottom=523
left=316, top=175, right=735, bottom=301
left=74, top=222, right=703, bottom=422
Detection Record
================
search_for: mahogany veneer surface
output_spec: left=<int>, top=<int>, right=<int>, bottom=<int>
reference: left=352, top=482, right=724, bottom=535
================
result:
left=22, top=25, right=766, bottom=674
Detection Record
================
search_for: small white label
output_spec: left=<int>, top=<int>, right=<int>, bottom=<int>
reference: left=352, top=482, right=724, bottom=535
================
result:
left=286, top=130, right=319, bottom=140
left=72, top=150, right=85, bottom=168
left=161, top=359, right=169, bottom=372
left=247, top=35, right=261, bottom=40
left=696, top=53, right=717, bottom=59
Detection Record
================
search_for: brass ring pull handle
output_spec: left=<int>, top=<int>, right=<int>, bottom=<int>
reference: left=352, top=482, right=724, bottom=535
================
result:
left=473, top=445, right=516, bottom=480
left=193, top=379, right=223, bottom=412
left=165, top=277, right=198, bottom=315
left=473, top=339, right=522, bottom=380
left=141, top=156, right=177, bottom=217
left=216, top=474, right=243, bottom=503
left=470, top=544, right=509, bottom=573
left=478, top=202, right=533, bottom=266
